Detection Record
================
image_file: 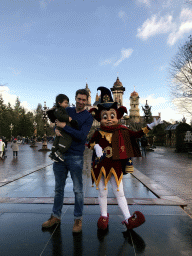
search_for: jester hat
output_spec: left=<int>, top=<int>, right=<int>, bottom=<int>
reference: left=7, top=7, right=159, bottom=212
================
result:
left=89, top=86, right=127, bottom=121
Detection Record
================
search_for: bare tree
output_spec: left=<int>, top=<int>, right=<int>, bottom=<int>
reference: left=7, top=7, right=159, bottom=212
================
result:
left=169, top=35, right=192, bottom=118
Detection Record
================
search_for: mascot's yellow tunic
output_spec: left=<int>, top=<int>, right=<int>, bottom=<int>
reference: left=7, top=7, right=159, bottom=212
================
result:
left=88, top=124, right=149, bottom=190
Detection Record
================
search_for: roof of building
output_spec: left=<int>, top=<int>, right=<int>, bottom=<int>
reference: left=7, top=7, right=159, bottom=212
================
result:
left=130, top=91, right=139, bottom=97
left=113, top=77, right=122, bottom=87
left=165, top=124, right=179, bottom=130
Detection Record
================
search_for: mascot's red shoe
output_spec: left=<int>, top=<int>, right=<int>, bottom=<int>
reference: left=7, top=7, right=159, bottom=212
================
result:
left=122, top=211, right=145, bottom=230
left=97, top=213, right=109, bottom=230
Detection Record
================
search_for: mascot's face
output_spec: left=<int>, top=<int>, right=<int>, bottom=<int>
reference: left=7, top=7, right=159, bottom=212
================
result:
left=100, top=109, right=119, bottom=126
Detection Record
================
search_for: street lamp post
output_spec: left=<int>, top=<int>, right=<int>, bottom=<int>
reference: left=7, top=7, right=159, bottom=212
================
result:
left=9, top=123, right=14, bottom=140
left=30, top=121, right=38, bottom=147
left=38, top=102, right=51, bottom=152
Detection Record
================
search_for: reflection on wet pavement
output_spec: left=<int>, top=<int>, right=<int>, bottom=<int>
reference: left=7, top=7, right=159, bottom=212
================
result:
left=0, top=204, right=192, bottom=256
left=0, top=146, right=192, bottom=255
left=0, top=163, right=156, bottom=199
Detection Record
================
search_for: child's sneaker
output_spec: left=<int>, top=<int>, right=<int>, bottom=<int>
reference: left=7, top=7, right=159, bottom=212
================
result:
left=55, top=150, right=65, bottom=162
left=49, top=153, right=59, bottom=162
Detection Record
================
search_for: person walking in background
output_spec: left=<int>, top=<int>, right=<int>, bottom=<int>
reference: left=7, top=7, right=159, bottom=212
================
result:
left=0, top=139, right=5, bottom=159
left=42, top=89, right=93, bottom=233
left=4, top=137, right=8, bottom=148
left=141, top=135, right=148, bottom=157
left=11, top=138, right=19, bottom=157
left=22, top=136, right=25, bottom=144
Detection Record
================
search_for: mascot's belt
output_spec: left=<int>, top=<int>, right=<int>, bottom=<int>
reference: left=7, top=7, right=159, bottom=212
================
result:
left=104, top=146, right=113, bottom=158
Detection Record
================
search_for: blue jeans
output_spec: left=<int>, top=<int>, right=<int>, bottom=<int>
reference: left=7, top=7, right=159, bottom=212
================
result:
left=52, top=154, right=84, bottom=220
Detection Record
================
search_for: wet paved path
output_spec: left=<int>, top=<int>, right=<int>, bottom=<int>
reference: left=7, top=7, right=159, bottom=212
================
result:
left=1, top=203, right=191, bottom=256
left=0, top=144, right=192, bottom=255
left=0, top=142, right=52, bottom=185
left=133, top=147, right=192, bottom=217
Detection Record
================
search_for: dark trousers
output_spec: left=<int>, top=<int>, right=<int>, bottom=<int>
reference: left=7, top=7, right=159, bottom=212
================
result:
left=52, top=134, right=72, bottom=154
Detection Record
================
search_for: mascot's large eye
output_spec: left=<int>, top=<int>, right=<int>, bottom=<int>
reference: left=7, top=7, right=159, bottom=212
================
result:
left=111, top=113, right=115, bottom=119
left=102, top=114, right=108, bottom=120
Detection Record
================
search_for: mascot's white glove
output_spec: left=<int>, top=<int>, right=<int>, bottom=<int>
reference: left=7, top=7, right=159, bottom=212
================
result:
left=147, top=118, right=162, bottom=130
left=94, top=144, right=103, bottom=158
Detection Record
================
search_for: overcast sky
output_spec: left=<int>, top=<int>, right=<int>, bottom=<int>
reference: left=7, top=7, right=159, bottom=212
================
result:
left=0, top=0, right=192, bottom=123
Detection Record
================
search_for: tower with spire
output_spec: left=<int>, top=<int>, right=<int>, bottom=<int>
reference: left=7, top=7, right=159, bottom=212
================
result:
left=85, top=82, right=92, bottom=108
left=129, top=88, right=140, bottom=123
left=84, top=79, right=161, bottom=128
left=110, top=77, right=125, bottom=108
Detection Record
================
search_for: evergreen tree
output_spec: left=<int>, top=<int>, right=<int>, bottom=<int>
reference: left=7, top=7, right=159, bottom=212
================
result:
left=17, top=108, right=34, bottom=137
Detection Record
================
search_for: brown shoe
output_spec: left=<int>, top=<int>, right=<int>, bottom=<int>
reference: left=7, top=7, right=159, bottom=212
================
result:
left=73, top=219, right=82, bottom=233
left=42, top=215, right=60, bottom=228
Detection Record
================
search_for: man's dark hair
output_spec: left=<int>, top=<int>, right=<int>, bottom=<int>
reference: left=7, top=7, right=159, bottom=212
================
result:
left=75, top=89, right=89, bottom=100
left=55, top=94, right=69, bottom=107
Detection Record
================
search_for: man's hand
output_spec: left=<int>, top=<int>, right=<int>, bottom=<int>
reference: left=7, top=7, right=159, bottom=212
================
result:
left=55, top=120, right=66, bottom=128
left=55, top=129, right=62, bottom=137
left=69, top=117, right=72, bottom=122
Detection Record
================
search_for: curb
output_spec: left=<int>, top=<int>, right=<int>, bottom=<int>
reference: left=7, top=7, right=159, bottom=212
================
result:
left=0, top=163, right=53, bottom=187
left=131, top=168, right=187, bottom=207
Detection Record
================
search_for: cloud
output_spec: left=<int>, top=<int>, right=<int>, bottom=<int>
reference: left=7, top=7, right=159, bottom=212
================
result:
left=180, top=8, right=192, bottom=22
left=39, top=0, right=48, bottom=9
left=39, top=0, right=54, bottom=10
left=118, top=10, right=128, bottom=22
left=158, top=107, right=183, bottom=122
left=100, top=57, right=115, bottom=66
left=0, top=86, right=33, bottom=113
left=114, top=48, right=133, bottom=67
left=162, top=0, right=173, bottom=9
left=167, top=8, right=192, bottom=45
left=139, top=95, right=166, bottom=106
left=137, top=14, right=174, bottom=40
left=137, top=0, right=151, bottom=7
left=137, top=8, right=192, bottom=45
left=100, top=48, right=133, bottom=67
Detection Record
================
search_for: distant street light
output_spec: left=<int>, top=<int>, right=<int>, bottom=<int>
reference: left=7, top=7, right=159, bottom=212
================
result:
left=9, top=123, right=14, bottom=139
left=38, top=102, right=50, bottom=152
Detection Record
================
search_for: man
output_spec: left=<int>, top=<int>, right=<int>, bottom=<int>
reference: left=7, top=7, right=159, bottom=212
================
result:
left=42, top=89, right=93, bottom=233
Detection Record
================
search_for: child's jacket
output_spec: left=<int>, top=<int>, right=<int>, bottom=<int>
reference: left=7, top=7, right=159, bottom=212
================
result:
left=46, top=106, right=79, bottom=152
left=47, top=106, right=78, bottom=130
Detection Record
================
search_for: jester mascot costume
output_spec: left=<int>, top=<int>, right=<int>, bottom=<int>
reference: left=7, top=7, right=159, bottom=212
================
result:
left=88, top=87, right=161, bottom=231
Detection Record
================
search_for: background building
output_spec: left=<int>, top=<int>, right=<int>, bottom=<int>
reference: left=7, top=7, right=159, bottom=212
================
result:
left=84, top=77, right=161, bottom=128
left=129, top=90, right=140, bottom=123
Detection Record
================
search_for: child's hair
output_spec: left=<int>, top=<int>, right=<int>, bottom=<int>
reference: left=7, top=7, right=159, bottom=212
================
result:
left=55, top=94, right=69, bottom=107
